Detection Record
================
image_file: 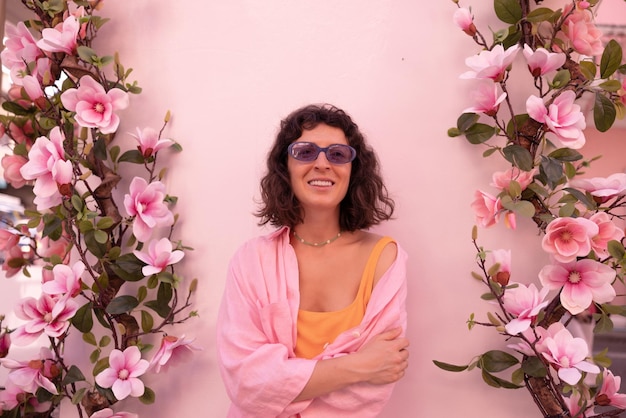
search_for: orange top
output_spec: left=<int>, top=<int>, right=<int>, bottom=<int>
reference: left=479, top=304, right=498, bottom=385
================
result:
left=294, top=236, right=394, bottom=359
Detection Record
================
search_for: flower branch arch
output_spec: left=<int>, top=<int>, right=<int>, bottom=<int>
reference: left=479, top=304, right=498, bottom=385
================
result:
left=0, top=1, right=198, bottom=417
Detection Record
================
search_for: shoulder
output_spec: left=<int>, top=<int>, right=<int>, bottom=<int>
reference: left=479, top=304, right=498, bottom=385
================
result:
left=350, top=231, right=398, bottom=286
left=230, top=227, right=289, bottom=264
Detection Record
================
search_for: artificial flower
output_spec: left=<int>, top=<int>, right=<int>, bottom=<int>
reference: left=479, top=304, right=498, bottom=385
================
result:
left=0, top=349, right=58, bottom=395
left=522, top=45, right=565, bottom=77
left=123, top=177, right=174, bottom=242
left=460, top=44, right=520, bottom=82
left=60, top=75, right=129, bottom=134
left=462, top=81, right=507, bottom=116
left=89, top=408, right=138, bottom=418
left=41, top=261, right=85, bottom=298
left=149, top=334, right=200, bottom=373
left=2, top=245, right=28, bottom=278
left=541, top=326, right=600, bottom=385
left=0, top=22, right=42, bottom=82
left=131, top=127, right=174, bottom=158
left=538, top=258, right=616, bottom=315
left=36, top=15, right=79, bottom=54
left=1, top=154, right=28, bottom=189
left=567, top=173, right=626, bottom=203
left=0, top=331, right=10, bottom=358
left=526, top=90, right=586, bottom=149
left=490, top=167, right=535, bottom=192
left=0, top=229, right=20, bottom=252
left=471, top=190, right=500, bottom=227
left=11, top=294, right=79, bottom=345
left=453, top=7, right=476, bottom=36
left=485, top=248, right=511, bottom=285
left=588, top=212, right=624, bottom=258
left=558, top=4, right=604, bottom=56
left=541, top=217, right=598, bottom=263
left=0, top=379, right=51, bottom=412
left=595, top=368, right=626, bottom=409
left=134, top=238, right=184, bottom=276
left=502, top=282, right=550, bottom=335
left=95, top=346, right=149, bottom=401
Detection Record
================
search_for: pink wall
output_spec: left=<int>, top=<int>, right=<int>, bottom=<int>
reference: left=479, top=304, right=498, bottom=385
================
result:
left=3, top=1, right=626, bottom=417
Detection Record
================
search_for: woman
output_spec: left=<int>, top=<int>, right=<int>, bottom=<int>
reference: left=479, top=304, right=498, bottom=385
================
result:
left=216, top=104, right=409, bottom=417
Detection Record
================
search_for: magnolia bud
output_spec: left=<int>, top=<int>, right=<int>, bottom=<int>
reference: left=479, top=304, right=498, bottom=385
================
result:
left=0, top=331, right=10, bottom=358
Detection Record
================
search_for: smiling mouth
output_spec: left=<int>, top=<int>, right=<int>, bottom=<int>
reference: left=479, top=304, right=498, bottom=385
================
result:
left=309, top=180, right=333, bottom=187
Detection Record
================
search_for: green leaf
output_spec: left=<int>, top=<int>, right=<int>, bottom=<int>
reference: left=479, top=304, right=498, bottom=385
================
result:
left=525, top=7, right=555, bottom=23
left=137, top=285, right=148, bottom=303
left=72, top=302, right=94, bottom=333
left=579, top=60, right=597, bottom=80
left=77, top=45, right=98, bottom=63
left=62, top=365, right=86, bottom=385
left=144, top=299, right=171, bottom=319
left=600, top=39, right=623, bottom=79
left=494, top=0, right=522, bottom=24
left=139, top=386, right=156, bottom=404
left=71, top=387, right=87, bottom=405
left=2, top=100, right=32, bottom=116
left=594, top=312, right=614, bottom=333
left=141, top=310, right=154, bottom=333
left=94, top=229, right=109, bottom=244
left=563, top=187, right=596, bottom=210
left=503, top=145, right=533, bottom=171
left=96, top=216, right=115, bottom=230
left=99, top=335, right=112, bottom=347
left=548, top=148, right=582, bottom=162
left=84, top=230, right=107, bottom=258
left=599, top=79, right=623, bottom=92
left=432, top=360, right=468, bottom=372
left=522, top=356, right=548, bottom=378
left=550, top=69, right=570, bottom=89
left=82, top=332, right=97, bottom=346
left=457, top=113, right=480, bottom=132
left=594, top=92, right=616, bottom=132
left=465, top=123, right=497, bottom=145
left=608, top=240, right=626, bottom=261
left=480, top=350, right=519, bottom=373
left=539, top=156, right=564, bottom=189
left=93, top=357, right=110, bottom=376
left=105, top=295, right=139, bottom=314
left=110, top=253, right=146, bottom=282
left=109, top=145, right=121, bottom=162
left=90, top=348, right=101, bottom=364
left=119, top=149, right=145, bottom=164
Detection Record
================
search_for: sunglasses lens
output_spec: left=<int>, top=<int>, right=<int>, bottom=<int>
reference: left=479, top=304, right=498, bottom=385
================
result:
left=326, top=145, right=355, bottom=164
left=288, top=142, right=356, bottom=164
left=289, top=143, right=319, bottom=162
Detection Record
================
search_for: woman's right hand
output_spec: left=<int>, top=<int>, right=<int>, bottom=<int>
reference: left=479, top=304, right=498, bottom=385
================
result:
left=353, top=327, right=409, bottom=385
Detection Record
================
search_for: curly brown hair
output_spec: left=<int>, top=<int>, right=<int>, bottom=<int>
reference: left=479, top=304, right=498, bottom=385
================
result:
left=256, top=103, right=394, bottom=231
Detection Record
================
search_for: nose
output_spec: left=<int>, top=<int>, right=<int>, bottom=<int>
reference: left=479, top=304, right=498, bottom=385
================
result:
left=314, top=150, right=331, bottom=169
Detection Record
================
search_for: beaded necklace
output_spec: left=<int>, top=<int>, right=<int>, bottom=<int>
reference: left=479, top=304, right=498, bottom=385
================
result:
left=293, top=230, right=342, bottom=247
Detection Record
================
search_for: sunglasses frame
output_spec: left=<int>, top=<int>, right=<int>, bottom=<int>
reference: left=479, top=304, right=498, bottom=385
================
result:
left=287, top=142, right=356, bottom=165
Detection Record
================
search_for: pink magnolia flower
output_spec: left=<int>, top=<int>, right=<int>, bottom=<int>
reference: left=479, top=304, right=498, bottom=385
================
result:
left=502, top=282, right=550, bottom=335
left=588, top=212, right=624, bottom=257
left=485, top=248, right=511, bottom=285
left=90, top=408, right=138, bottom=418
left=39, top=233, right=72, bottom=262
left=490, top=167, right=535, bottom=192
left=22, top=75, right=44, bottom=102
left=1, top=154, right=28, bottom=189
left=134, top=238, right=184, bottom=276
left=0, top=229, right=20, bottom=251
left=95, top=346, right=149, bottom=400
left=541, top=326, right=600, bottom=385
left=149, top=334, right=200, bottom=373
left=0, top=350, right=58, bottom=394
left=567, top=173, right=626, bottom=203
left=522, top=45, right=566, bottom=77
left=564, top=391, right=592, bottom=418
left=0, top=379, right=51, bottom=412
left=61, top=75, right=129, bottom=134
left=471, top=190, right=501, bottom=228
left=462, top=81, right=506, bottom=116
left=595, top=368, right=626, bottom=409
left=460, top=44, right=520, bottom=82
left=8, top=119, right=35, bottom=145
left=20, top=126, right=68, bottom=211
left=526, top=90, right=586, bottom=149
left=131, top=127, right=174, bottom=158
left=453, top=7, right=476, bottom=36
left=507, top=322, right=564, bottom=357
left=0, top=22, right=42, bottom=77
left=558, top=4, right=604, bottom=56
left=41, top=261, right=85, bottom=297
left=541, top=217, right=598, bottom=263
left=539, top=258, right=616, bottom=315
left=2, top=244, right=28, bottom=278
left=0, top=330, right=10, bottom=358
left=11, top=294, right=79, bottom=345
left=123, top=177, right=174, bottom=242
left=36, top=15, right=79, bottom=54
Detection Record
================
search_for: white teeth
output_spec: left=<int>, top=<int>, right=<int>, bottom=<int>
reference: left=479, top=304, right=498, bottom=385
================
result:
left=309, top=180, right=333, bottom=187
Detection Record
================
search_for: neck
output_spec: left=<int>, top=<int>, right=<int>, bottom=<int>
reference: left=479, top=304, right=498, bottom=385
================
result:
left=293, top=229, right=342, bottom=247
